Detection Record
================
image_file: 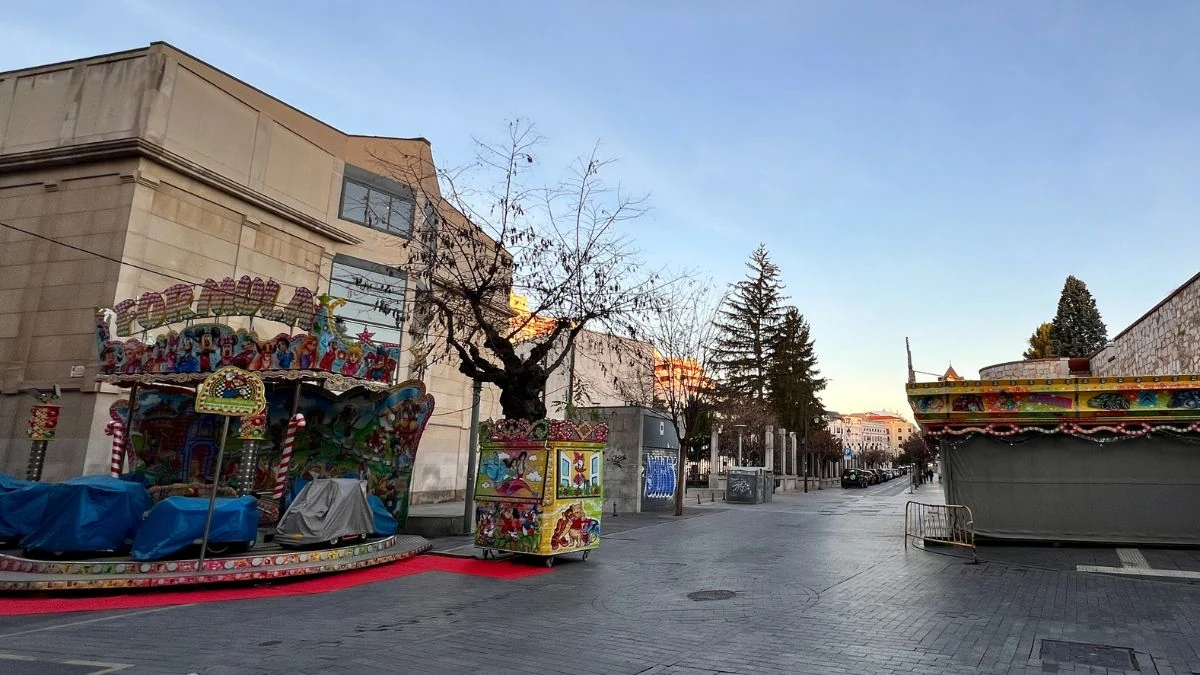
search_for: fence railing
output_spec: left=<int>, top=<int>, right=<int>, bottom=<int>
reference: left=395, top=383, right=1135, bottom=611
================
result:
left=904, top=501, right=977, bottom=563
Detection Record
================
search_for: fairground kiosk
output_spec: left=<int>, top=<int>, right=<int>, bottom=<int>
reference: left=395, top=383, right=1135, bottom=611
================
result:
left=473, top=419, right=606, bottom=566
left=0, top=276, right=435, bottom=591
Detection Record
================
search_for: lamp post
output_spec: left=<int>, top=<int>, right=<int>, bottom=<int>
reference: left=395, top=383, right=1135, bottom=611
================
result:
left=735, top=424, right=746, bottom=466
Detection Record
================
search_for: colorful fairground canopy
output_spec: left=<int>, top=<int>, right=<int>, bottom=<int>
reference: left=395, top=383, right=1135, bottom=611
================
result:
left=95, top=275, right=403, bottom=390
left=908, top=375, right=1200, bottom=438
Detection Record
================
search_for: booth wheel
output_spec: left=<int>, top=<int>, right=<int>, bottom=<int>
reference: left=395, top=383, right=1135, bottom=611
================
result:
left=544, top=556, right=555, bottom=568
left=582, top=550, right=590, bottom=562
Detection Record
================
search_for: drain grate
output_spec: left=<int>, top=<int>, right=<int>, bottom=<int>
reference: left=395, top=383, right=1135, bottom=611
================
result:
left=687, top=589, right=736, bottom=602
left=1039, top=640, right=1138, bottom=670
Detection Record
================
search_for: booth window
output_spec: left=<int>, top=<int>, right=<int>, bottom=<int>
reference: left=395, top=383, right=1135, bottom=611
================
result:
left=328, top=254, right=407, bottom=346
left=338, top=164, right=415, bottom=237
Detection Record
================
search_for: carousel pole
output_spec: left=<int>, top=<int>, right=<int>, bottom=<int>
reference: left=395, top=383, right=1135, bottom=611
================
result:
left=198, top=415, right=232, bottom=570
left=272, top=414, right=306, bottom=501
left=124, top=382, right=140, bottom=466
left=105, top=421, right=126, bottom=477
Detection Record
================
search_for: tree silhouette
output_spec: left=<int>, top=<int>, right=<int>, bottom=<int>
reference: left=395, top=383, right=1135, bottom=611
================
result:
left=1048, top=276, right=1108, bottom=358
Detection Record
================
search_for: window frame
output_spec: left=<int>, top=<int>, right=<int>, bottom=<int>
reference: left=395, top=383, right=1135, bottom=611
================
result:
left=337, top=164, right=417, bottom=238
left=328, top=254, right=408, bottom=346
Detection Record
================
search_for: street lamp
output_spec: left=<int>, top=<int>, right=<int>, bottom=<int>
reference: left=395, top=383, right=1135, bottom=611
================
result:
left=735, top=424, right=746, bottom=466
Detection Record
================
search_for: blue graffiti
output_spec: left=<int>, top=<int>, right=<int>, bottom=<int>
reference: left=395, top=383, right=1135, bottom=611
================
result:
left=644, top=454, right=677, bottom=500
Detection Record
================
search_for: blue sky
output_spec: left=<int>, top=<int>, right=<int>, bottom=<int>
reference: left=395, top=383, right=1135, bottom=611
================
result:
left=5, top=1, right=1200, bottom=419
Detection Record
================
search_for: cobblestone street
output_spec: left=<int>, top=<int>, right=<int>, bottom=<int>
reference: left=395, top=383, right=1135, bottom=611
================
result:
left=2, top=479, right=1200, bottom=674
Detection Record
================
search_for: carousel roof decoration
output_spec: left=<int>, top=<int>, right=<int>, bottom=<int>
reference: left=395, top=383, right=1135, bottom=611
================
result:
left=908, top=375, right=1200, bottom=438
left=94, top=276, right=403, bottom=390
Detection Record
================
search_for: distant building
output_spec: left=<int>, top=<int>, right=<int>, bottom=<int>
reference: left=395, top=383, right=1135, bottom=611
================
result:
left=509, top=294, right=655, bottom=416
left=827, top=410, right=916, bottom=460
left=653, top=355, right=710, bottom=403
left=938, top=364, right=964, bottom=382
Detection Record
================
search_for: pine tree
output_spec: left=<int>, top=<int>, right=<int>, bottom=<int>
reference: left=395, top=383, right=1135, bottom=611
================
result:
left=1022, top=322, right=1054, bottom=359
left=1048, top=276, right=1108, bottom=358
left=711, top=245, right=787, bottom=401
left=766, top=307, right=826, bottom=431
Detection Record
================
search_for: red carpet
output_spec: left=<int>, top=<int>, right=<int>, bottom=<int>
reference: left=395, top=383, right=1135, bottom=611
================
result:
left=0, top=555, right=552, bottom=617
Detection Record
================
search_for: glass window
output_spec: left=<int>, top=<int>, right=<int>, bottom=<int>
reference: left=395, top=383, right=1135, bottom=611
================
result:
left=339, top=181, right=368, bottom=224
left=338, top=177, right=414, bottom=237
left=389, top=199, right=413, bottom=235
left=328, top=255, right=406, bottom=346
left=367, top=190, right=391, bottom=230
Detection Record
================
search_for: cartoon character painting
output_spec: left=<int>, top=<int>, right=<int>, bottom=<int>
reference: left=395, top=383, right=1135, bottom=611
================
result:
left=175, top=337, right=200, bottom=373
left=341, top=344, right=364, bottom=376
left=94, top=297, right=402, bottom=383
left=550, top=502, right=598, bottom=551
left=273, top=336, right=294, bottom=369
left=197, top=327, right=220, bottom=371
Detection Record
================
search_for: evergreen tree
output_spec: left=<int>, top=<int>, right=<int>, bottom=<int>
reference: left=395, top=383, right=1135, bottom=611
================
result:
left=711, top=245, right=787, bottom=401
left=1022, top=322, right=1054, bottom=359
left=765, top=307, right=826, bottom=432
left=1048, top=276, right=1108, bottom=357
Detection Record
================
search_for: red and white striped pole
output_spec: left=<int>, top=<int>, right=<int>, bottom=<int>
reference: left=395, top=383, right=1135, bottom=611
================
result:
left=105, top=420, right=125, bottom=478
left=272, top=413, right=306, bottom=501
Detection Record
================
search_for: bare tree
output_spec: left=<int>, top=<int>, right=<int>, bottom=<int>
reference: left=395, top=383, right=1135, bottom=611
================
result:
left=370, top=120, right=672, bottom=421
left=642, top=280, right=721, bottom=515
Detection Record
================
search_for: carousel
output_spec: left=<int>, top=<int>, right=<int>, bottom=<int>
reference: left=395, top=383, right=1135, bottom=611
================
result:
left=0, top=277, right=436, bottom=592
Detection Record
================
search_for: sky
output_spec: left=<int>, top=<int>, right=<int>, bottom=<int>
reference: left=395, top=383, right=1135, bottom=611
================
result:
left=5, top=1, right=1200, bottom=420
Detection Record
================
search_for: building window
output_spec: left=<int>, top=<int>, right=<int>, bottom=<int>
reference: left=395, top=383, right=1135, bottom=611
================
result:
left=338, top=164, right=415, bottom=236
left=328, top=254, right=407, bottom=346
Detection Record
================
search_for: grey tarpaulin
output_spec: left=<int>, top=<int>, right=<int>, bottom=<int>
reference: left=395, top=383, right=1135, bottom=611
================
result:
left=942, top=433, right=1200, bottom=545
left=275, top=478, right=374, bottom=547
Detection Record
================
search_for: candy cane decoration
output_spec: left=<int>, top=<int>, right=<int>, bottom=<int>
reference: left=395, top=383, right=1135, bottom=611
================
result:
left=105, top=420, right=125, bottom=478
left=272, top=413, right=306, bottom=501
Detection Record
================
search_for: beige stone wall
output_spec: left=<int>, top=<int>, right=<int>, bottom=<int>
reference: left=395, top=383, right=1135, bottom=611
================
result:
left=1090, top=273, right=1200, bottom=377
left=0, top=162, right=138, bottom=478
left=0, top=43, right=503, bottom=497
left=538, top=330, right=655, bottom=418
left=978, top=358, right=1071, bottom=380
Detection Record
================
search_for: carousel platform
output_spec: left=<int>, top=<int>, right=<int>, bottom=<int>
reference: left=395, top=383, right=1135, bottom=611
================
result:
left=0, top=534, right=431, bottom=592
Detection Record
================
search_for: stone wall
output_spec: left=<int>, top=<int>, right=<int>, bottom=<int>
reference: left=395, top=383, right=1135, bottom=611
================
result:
left=1090, top=272, right=1200, bottom=377
left=978, top=358, right=1071, bottom=380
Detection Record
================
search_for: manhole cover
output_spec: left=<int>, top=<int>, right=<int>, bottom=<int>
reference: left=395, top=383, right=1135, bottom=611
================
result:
left=1039, top=640, right=1138, bottom=670
left=687, top=589, right=736, bottom=602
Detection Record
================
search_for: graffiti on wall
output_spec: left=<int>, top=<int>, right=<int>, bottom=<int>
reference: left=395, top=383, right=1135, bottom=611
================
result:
left=642, top=450, right=677, bottom=509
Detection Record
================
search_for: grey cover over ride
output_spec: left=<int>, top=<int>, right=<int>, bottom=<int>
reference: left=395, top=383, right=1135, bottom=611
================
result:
left=275, top=478, right=374, bottom=547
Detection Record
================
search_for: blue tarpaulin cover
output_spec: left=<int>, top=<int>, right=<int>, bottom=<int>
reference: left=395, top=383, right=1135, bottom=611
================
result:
left=0, top=473, right=32, bottom=495
left=368, top=494, right=398, bottom=536
left=21, top=476, right=153, bottom=553
left=0, top=482, right=55, bottom=540
left=131, top=496, right=259, bottom=561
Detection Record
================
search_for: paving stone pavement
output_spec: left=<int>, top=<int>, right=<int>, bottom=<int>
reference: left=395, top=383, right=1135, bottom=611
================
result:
left=2, top=478, right=1199, bottom=674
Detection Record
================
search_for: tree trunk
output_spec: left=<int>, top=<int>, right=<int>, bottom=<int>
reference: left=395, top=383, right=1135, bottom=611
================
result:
left=497, top=369, right=549, bottom=422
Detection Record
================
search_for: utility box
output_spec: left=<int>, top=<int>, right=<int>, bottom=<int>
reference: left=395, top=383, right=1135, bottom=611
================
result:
left=579, top=406, right=681, bottom=514
left=727, top=467, right=772, bottom=504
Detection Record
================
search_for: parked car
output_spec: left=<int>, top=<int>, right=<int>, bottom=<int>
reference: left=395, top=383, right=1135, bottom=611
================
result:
left=841, top=469, right=870, bottom=489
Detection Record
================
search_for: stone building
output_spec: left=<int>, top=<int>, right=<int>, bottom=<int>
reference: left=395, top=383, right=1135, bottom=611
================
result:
left=0, top=42, right=501, bottom=502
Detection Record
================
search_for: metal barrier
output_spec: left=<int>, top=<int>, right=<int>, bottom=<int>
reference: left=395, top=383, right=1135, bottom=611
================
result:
left=904, top=501, right=977, bottom=563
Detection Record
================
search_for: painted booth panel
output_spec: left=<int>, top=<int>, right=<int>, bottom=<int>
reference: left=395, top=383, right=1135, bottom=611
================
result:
left=473, top=419, right=606, bottom=557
